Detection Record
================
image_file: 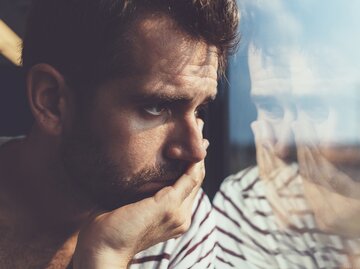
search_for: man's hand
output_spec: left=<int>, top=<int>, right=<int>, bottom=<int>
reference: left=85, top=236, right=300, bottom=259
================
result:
left=252, top=120, right=300, bottom=229
left=73, top=158, right=206, bottom=269
left=293, top=120, right=360, bottom=237
left=252, top=120, right=289, bottom=178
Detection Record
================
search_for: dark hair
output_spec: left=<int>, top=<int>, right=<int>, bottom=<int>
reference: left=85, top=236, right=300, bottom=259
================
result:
left=22, top=0, right=239, bottom=88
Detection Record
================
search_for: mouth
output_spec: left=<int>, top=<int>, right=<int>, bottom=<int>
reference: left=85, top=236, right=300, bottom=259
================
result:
left=334, top=164, right=360, bottom=182
left=138, top=179, right=177, bottom=193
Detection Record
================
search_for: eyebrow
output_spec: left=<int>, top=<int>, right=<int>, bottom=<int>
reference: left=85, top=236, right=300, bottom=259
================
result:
left=130, top=91, right=217, bottom=105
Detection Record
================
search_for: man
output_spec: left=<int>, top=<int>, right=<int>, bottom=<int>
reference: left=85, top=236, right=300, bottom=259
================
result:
left=0, top=0, right=239, bottom=268
left=214, top=0, right=360, bottom=268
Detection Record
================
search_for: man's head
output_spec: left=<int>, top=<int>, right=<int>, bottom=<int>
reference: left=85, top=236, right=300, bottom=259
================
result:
left=22, top=0, right=239, bottom=87
left=22, top=0, right=239, bottom=210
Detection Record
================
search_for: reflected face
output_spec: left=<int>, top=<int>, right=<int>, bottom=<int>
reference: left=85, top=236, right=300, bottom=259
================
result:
left=61, top=14, right=218, bottom=210
left=248, top=45, right=297, bottom=162
left=290, top=49, right=360, bottom=181
left=288, top=49, right=360, bottom=236
left=249, top=44, right=360, bottom=235
left=249, top=44, right=360, bottom=177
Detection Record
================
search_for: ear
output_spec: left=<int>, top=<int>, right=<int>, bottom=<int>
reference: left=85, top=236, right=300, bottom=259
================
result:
left=26, top=64, right=71, bottom=136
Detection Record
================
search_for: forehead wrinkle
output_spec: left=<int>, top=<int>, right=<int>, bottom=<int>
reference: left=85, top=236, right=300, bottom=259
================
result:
left=153, top=44, right=218, bottom=80
left=158, top=64, right=218, bottom=80
left=131, top=14, right=219, bottom=73
left=134, top=75, right=217, bottom=102
left=130, top=88, right=217, bottom=106
left=158, top=73, right=218, bottom=101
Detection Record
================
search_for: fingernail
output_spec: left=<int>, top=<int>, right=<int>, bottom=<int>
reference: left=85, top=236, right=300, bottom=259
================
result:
left=197, top=120, right=205, bottom=132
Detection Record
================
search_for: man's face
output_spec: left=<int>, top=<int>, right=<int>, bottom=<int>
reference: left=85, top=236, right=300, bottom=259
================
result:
left=61, top=15, right=218, bottom=210
left=248, top=45, right=297, bottom=163
left=290, top=48, right=360, bottom=182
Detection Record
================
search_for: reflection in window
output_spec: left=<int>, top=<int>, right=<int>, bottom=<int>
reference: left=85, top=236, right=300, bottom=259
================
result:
left=216, top=0, right=360, bottom=268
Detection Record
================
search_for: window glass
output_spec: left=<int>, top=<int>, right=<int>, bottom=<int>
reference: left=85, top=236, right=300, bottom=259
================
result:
left=226, top=0, right=360, bottom=267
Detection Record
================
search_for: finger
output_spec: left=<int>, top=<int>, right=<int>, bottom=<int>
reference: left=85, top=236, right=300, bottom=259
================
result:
left=292, top=121, right=323, bottom=178
left=252, top=120, right=281, bottom=177
left=184, top=161, right=205, bottom=201
left=153, top=161, right=204, bottom=206
left=173, top=160, right=205, bottom=201
left=293, top=121, right=360, bottom=198
left=196, top=118, right=205, bottom=133
left=251, top=120, right=276, bottom=148
left=202, top=138, right=210, bottom=151
left=252, top=121, right=270, bottom=172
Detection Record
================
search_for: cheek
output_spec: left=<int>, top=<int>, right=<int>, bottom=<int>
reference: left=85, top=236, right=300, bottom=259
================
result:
left=95, top=115, right=169, bottom=172
left=258, top=115, right=285, bottom=141
left=310, top=111, right=341, bottom=146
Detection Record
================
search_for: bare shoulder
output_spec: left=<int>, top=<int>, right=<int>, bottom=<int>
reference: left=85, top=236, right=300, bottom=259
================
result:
left=0, top=223, right=35, bottom=268
left=0, top=139, right=46, bottom=268
left=0, top=223, right=73, bottom=269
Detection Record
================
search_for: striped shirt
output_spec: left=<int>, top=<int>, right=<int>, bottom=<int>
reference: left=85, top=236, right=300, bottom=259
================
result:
left=131, top=189, right=217, bottom=269
left=213, top=166, right=360, bottom=269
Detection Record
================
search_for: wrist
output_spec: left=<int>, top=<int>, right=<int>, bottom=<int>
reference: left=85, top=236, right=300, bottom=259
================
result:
left=73, top=244, right=133, bottom=269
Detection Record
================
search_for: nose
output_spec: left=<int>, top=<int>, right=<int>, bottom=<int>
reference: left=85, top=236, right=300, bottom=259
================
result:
left=165, top=117, right=207, bottom=163
left=274, top=125, right=296, bottom=161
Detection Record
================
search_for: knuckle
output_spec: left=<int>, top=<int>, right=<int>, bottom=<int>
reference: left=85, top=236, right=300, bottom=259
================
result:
left=178, top=219, right=191, bottom=234
left=163, top=210, right=187, bottom=230
left=163, top=209, right=177, bottom=223
left=189, top=177, right=199, bottom=189
left=173, top=214, right=186, bottom=229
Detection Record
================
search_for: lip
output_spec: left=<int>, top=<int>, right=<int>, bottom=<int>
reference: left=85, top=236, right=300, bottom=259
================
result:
left=138, top=180, right=175, bottom=193
left=334, top=164, right=360, bottom=183
left=319, top=146, right=360, bottom=165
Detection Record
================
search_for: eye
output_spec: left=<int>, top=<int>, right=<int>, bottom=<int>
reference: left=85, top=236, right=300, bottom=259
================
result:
left=143, top=104, right=169, bottom=116
left=257, top=102, right=284, bottom=119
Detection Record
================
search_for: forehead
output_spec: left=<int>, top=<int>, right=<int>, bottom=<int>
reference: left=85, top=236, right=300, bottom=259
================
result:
left=118, top=13, right=219, bottom=98
left=248, top=44, right=359, bottom=99
left=129, top=13, right=218, bottom=79
left=94, top=14, right=219, bottom=104
left=248, top=45, right=294, bottom=97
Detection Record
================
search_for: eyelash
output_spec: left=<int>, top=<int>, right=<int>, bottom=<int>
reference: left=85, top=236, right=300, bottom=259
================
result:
left=143, top=103, right=170, bottom=116
left=142, top=103, right=209, bottom=119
